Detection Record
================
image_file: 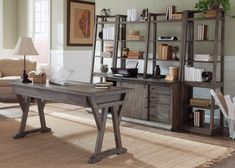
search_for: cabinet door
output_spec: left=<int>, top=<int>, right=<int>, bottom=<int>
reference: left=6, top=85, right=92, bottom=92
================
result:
left=149, top=85, right=172, bottom=124
left=117, top=82, right=148, bottom=120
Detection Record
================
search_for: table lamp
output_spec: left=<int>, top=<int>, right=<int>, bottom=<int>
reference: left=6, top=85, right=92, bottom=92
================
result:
left=14, top=37, right=39, bottom=83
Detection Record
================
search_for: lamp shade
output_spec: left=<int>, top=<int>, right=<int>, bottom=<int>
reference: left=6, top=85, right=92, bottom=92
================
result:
left=14, top=37, right=39, bottom=55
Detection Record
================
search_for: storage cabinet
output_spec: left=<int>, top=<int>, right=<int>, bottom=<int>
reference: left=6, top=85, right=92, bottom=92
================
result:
left=149, top=85, right=171, bottom=124
left=108, top=77, right=180, bottom=130
left=117, top=81, right=148, bottom=120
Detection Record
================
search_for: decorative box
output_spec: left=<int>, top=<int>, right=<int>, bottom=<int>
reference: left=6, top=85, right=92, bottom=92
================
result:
left=33, top=73, right=47, bottom=84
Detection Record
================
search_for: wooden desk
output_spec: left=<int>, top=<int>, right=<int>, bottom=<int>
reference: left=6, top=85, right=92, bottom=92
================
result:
left=11, top=82, right=130, bottom=163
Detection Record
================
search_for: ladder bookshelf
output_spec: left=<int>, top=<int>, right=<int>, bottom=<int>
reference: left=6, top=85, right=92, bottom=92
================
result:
left=90, top=9, right=225, bottom=136
left=181, top=9, right=225, bottom=135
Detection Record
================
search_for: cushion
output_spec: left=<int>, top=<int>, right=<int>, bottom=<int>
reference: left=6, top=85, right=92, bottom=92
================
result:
left=0, top=87, right=13, bottom=95
left=0, top=58, right=36, bottom=76
left=0, top=76, right=21, bottom=86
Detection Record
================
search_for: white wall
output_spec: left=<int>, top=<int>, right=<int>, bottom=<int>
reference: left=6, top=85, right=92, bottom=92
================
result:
left=0, top=0, right=3, bottom=55
left=51, top=50, right=92, bottom=82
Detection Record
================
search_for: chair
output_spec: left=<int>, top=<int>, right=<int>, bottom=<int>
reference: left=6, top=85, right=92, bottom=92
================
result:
left=210, top=89, right=235, bottom=140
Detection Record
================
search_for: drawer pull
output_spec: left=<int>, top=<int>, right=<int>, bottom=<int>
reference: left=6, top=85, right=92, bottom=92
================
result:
left=149, top=106, right=156, bottom=108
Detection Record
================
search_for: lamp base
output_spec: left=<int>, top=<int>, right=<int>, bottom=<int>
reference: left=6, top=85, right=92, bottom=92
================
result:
left=22, top=70, right=32, bottom=83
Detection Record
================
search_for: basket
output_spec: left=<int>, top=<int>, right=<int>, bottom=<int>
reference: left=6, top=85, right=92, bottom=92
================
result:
left=33, top=74, right=47, bottom=84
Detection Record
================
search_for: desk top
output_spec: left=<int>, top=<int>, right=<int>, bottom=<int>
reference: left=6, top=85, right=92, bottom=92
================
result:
left=11, top=82, right=130, bottom=97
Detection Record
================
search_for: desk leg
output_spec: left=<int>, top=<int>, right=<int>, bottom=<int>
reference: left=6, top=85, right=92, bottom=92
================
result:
left=36, top=99, right=51, bottom=133
left=14, top=95, right=31, bottom=139
left=88, top=95, right=127, bottom=164
left=14, top=96, right=51, bottom=139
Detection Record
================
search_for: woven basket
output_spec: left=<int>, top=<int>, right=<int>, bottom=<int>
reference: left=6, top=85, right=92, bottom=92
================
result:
left=33, top=74, right=47, bottom=84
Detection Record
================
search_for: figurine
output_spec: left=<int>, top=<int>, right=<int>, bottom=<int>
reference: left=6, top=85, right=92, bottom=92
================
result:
left=141, top=8, right=149, bottom=21
left=172, top=46, right=180, bottom=61
left=100, top=64, right=109, bottom=73
left=100, top=8, right=111, bottom=21
left=153, top=65, right=161, bottom=79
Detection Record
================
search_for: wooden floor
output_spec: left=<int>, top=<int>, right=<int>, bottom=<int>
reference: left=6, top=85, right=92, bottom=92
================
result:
left=0, top=102, right=235, bottom=168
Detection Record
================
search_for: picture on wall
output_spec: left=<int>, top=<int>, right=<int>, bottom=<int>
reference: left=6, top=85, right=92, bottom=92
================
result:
left=67, top=0, right=95, bottom=46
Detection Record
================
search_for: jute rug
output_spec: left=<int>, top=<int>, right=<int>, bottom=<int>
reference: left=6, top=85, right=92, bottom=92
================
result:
left=0, top=112, right=233, bottom=168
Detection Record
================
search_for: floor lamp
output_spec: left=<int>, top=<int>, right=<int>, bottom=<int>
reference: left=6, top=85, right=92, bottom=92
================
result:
left=14, top=37, right=39, bottom=83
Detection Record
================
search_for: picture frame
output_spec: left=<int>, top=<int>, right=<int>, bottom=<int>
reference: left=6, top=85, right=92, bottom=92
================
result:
left=67, top=0, right=95, bottom=46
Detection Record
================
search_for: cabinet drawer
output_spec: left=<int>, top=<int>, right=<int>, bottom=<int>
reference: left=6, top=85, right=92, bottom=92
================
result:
left=150, top=85, right=171, bottom=96
left=149, top=104, right=170, bottom=123
left=149, top=95, right=170, bottom=105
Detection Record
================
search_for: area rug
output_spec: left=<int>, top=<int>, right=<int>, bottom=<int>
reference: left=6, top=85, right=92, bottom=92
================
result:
left=0, top=113, right=233, bottom=168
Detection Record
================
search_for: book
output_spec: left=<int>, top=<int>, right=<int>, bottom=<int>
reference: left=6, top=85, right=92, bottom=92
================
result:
left=194, top=110, right=205, bottom=127
left=95, top=82, right=113, bottom=88
left=190, top=98, right=211, bottom=107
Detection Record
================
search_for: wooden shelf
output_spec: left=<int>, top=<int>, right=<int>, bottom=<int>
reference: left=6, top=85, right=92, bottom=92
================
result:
left=188, top=17, right=224, bottom=21
left=119, top=21, right=147, bottom=24
left=118, top=40, right=146, bottom=42
left=185, top=60, right=221, bottom=63
left=184, top=104, right=219, bottom=110
left=150, top=40, right=182, bottom=43
left=96, top=39, right=114, bottom=42
left=92, top=72, right=112, bottom=77
left=152, top=19, right=183, bottom=23
left=183, top=81, right=223, bottom=88
left=192, top=40, right=222, bottom=42
left=117, top=57, right=145, bottom=60
left=95, top=55, right=113, bottom=58
left=149, top=58, right=180, bottom=62
left=180, top=124, right=212, bottom=136
left=97, top=21, right=116, bottom=24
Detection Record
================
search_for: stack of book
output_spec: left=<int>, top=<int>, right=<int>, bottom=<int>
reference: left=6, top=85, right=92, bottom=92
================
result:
left=190, top=98, right=211, bottom=107
left=171, top=13, right=182, bottom=20
left=197, top=25, right=208, bottom=40
left=158, top=44, right=173, bottom=60
left=204, top=10, right=217, bottom=18
left=194, top=54, right=213, bottom=61
left=127, top=36, right=144, bottom=40
left=102, top=27, right=115, bottom=40
left=184, top=66, right=204, bottom=82
left=127, top=30, right=144, bottom=41
left=128, top=51, right=144, bottom=59
left=127, top=8, right=140, bottom=21
left=194, top=109, right=205, bottom=127
left=166, top=5, right=176, bottom=20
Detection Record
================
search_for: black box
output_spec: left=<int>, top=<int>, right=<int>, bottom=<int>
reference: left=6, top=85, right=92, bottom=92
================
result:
left=111, top=68, right=138, bottom=77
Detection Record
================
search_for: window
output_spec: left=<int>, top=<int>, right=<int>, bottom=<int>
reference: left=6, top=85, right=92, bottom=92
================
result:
left=33, top=0, right=50, bottom=64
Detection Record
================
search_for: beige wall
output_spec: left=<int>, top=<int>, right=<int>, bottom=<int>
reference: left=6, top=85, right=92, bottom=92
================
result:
left=3, top=0, right=18, bottom=49
left=18, top=0, right=28, bottom=37
left=50, top=0, right=95, bottom=50
left=96, top=0, right=235, bottom=56
left=3, top=0, right=28, bottom=49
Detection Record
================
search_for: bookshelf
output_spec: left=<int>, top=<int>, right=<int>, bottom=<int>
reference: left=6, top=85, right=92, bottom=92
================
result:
left=90, top=9, right=225, bottom=136
left=181, top=9, right=225, bottom=135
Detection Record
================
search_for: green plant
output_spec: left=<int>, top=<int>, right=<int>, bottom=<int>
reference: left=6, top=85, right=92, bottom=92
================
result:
left=195, top=0, right=232, bottom=15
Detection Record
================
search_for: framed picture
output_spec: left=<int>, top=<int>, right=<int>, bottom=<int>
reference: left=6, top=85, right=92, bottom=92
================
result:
left=67, top=0, right=95, bottom=46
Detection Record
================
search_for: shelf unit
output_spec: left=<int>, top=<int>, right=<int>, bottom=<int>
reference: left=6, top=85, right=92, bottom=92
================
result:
left=181, top=9, right=225, bottom=135
left=90, top=15, right=126, bottom=83
left=90, top=10, right=225, bottom=136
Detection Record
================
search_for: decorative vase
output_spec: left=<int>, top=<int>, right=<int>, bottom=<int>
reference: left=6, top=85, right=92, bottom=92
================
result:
left=153, top=65, right=161, bottom=79
left=100, top=64, right=109, bottom=73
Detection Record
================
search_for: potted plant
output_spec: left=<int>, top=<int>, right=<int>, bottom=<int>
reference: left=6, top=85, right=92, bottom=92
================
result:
left=195, top=0, right=232, bottom=15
